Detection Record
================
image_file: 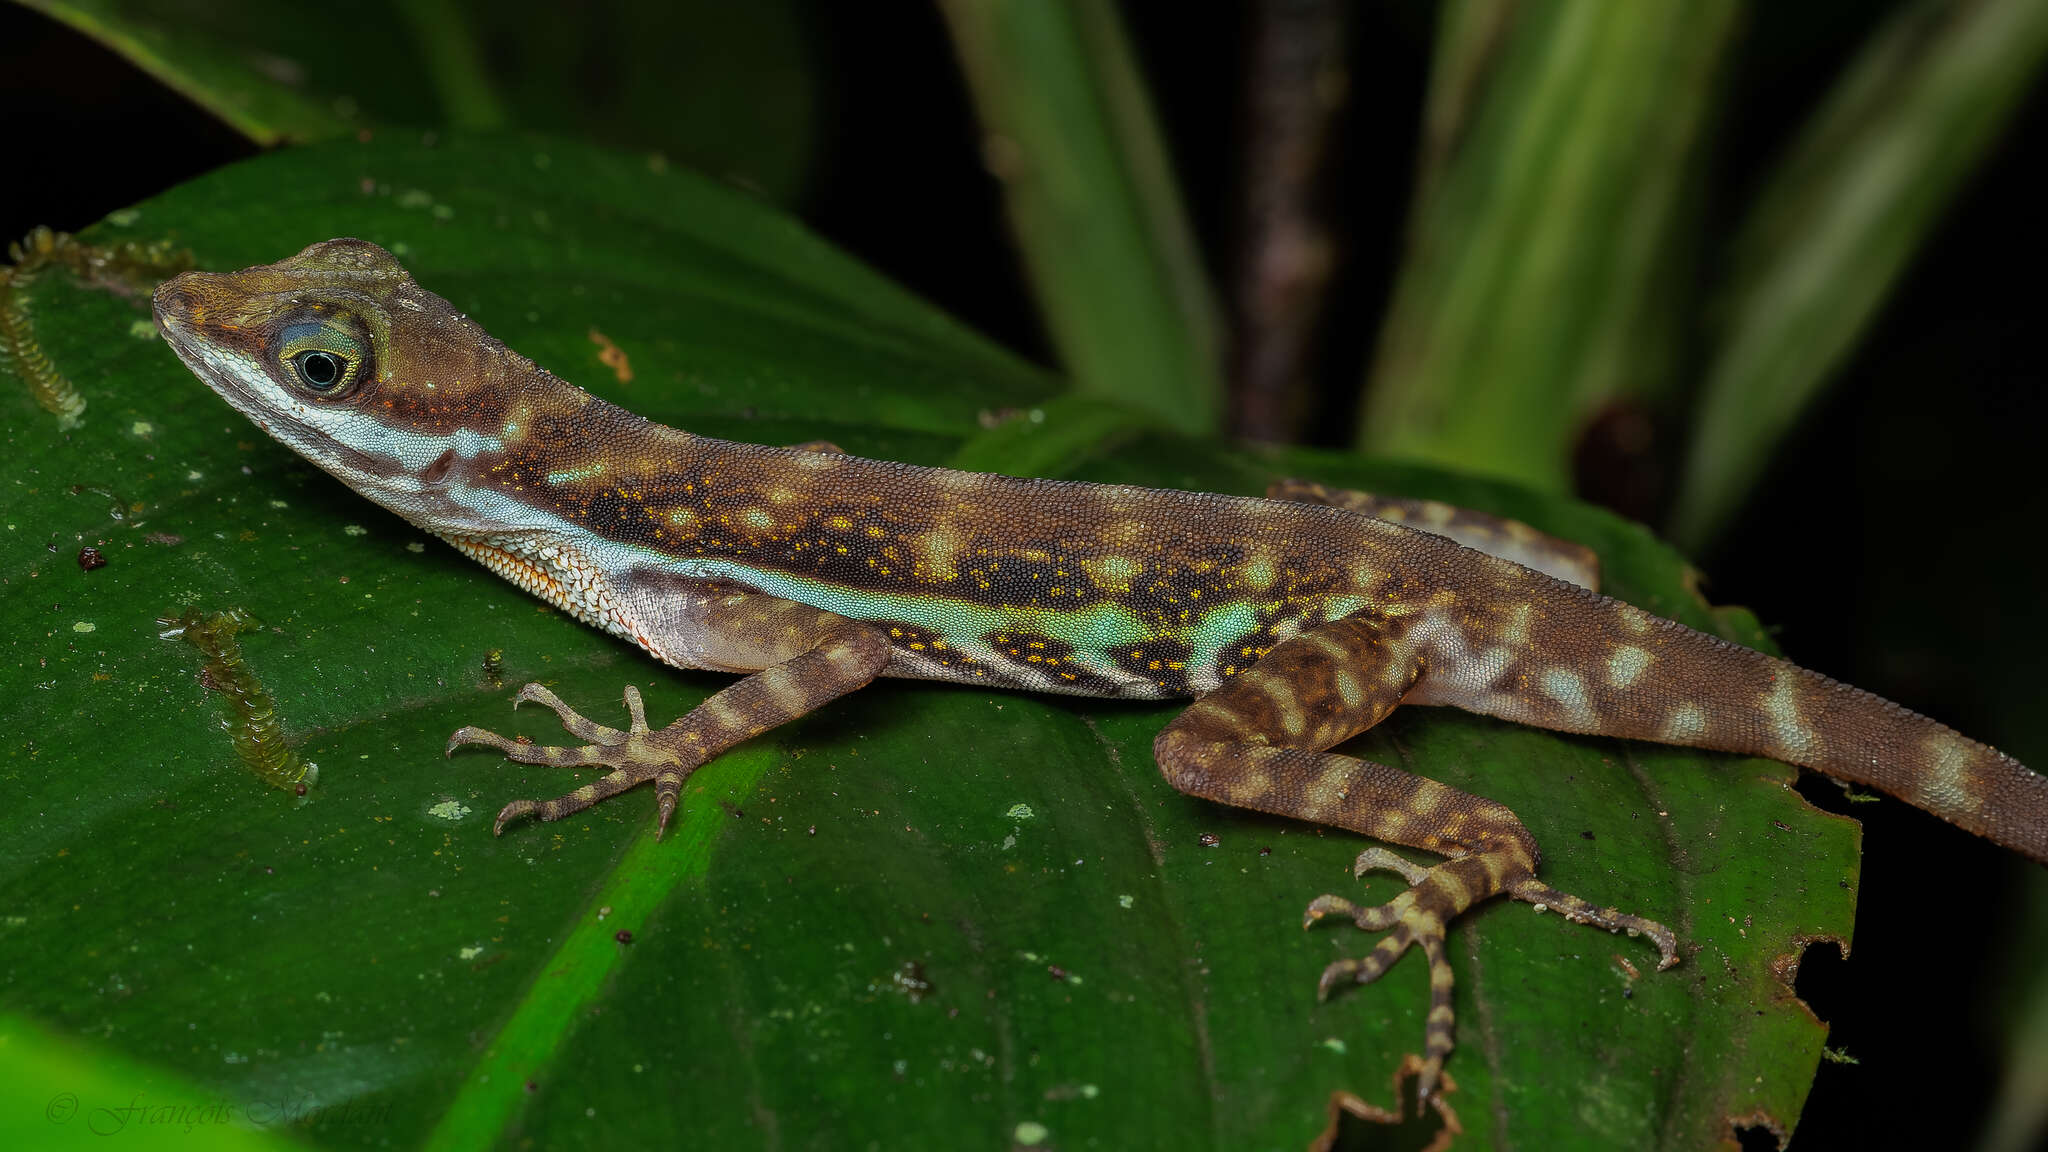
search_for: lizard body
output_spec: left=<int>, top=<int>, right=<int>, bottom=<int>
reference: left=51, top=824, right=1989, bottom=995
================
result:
left=154, top=239, right=2048, bottom=1109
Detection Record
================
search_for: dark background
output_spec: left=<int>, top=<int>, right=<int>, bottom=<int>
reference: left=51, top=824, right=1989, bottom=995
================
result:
left=3, top=2, right=2041, bottom=1148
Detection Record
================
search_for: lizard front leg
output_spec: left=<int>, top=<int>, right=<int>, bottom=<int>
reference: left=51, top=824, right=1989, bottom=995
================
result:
left=448, top=593, right=892, bottom=836
left=1152, top=612, right=1678, bottom=1107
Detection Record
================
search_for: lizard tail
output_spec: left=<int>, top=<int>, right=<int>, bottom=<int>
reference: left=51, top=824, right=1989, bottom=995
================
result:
left=1431, top=566, right=2048, bottom=863
left=1730, top=654, right=2047, bottom=863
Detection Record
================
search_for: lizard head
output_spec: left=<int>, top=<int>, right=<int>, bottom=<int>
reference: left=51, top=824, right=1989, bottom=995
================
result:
left=155, top=238, right=573, bottom=535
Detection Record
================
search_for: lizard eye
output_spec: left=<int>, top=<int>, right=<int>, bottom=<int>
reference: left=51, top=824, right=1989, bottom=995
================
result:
left=275, top=320, right=370, bottom=398
left=292, top=350, right=347, bottom=390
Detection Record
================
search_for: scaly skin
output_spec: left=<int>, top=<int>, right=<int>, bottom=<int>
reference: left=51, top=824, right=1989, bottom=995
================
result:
left=155, top=239, right=2048, bottom=1111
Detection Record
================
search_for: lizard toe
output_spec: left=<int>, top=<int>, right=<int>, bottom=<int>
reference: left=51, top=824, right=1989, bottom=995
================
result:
left=511, top=682, right=630, bottom=744
left=1505, top=874, right=1681, bottom=969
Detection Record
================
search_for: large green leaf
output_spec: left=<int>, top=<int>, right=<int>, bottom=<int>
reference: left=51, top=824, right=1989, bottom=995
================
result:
left=1, top=134, right=1858, bottom=1149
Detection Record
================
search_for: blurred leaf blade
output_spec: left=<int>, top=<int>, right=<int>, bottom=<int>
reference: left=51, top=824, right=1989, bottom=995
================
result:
left=20, top=0, right=365, bottom=144
left=1670, top=0, right=2048, bottom=550
left=0, top=1012, right=314, bottom=1150
left=937, top=0, right=1223, bottom=436
left=1359, top=0, right=1737, bottom=490
left=1978, top=867, right=2048, bottom=1152
left=14, top=0, right=815, bottom=202
left=392, top=0, right=510, bottom=131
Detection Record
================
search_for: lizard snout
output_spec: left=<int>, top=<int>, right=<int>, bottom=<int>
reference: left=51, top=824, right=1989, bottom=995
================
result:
left=151, top=269, right=232, bottom=335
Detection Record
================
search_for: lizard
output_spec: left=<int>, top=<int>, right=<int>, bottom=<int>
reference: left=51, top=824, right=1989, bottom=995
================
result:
left=152, top=238, right=2048, bottom=1112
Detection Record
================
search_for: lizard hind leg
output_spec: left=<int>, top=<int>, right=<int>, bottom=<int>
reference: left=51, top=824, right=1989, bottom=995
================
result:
left=1153, top=613, right=1674, bottom=1106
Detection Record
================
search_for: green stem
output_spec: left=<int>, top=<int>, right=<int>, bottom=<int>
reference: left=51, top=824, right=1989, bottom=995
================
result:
left=1359, top=0, right=1737, bottom=491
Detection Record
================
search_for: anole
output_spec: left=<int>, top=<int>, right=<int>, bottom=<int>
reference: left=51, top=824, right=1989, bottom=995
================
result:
left=154, top=239, right=2048, bottom=1110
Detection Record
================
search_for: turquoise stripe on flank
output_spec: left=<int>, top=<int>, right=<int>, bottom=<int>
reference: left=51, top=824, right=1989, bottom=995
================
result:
left=659, top=557, right=1363, bottom=689
left=1184, top=600, right=1258, bottom=673
left=669, top=559, right=1154, bottom=648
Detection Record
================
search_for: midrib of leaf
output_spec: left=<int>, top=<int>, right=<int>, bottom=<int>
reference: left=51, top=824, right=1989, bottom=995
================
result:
left=421, top=745, right=781, bottom=1149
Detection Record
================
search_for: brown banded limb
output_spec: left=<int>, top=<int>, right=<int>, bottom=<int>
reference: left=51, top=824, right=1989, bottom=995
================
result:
left=448, top=593, right=892, bottom=836
left=1151, top=611, right=1678, bottom=1106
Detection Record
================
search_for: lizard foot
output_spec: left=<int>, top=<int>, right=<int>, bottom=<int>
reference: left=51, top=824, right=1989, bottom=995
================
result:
left=446, top=683, right=691, bottom=837
left=1303, top=846, right=1679, bottom=1104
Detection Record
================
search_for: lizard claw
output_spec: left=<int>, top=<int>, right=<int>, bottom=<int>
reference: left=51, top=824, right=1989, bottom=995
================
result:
left=493, top=798, right=542, bottom=836
left=448, top=682, right=693, bottom=836
left=1306, top=846, right=1678, bottom=1109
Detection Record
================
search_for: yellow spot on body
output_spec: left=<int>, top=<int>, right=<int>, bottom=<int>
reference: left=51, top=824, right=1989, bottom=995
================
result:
left=1918, top=732, right=1981, bottom=815
left=1097, top=554, right=1137, bottom=580
left=1501, top=602, right=1535, bottom=647
left=1762, top=674, right=1816, bottom=760
left=1471, top=646, right=1512, bottom=686
left=1334, top=670, right=1364, bottom=709
left=1299, top=762, right=1352, bottom=818
left=1663, top=704, right=1708, bottom=742
left=1540, top=667, right=1594, bottom=723
left=1607, top=646, right=1653, bottom=689
left=919, top=524, right=965, bottom=582
left=1081, top=553, right=1139, bottom=593
left=1242, top=552, right=1276, bottom=591
left=546, top=461, right=606, bottom=485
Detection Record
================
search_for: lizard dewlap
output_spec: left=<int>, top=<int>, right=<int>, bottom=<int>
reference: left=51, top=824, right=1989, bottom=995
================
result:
left=155, top=238, right=2048, bottom=1109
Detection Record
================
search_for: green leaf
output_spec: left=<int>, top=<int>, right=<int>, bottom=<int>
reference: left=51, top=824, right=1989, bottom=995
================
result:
left=20, top=0, right=815, bottom=201
left=937, top=0, right=1223, bottom=437
left=1, top=133, right=1858, bottom=1149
